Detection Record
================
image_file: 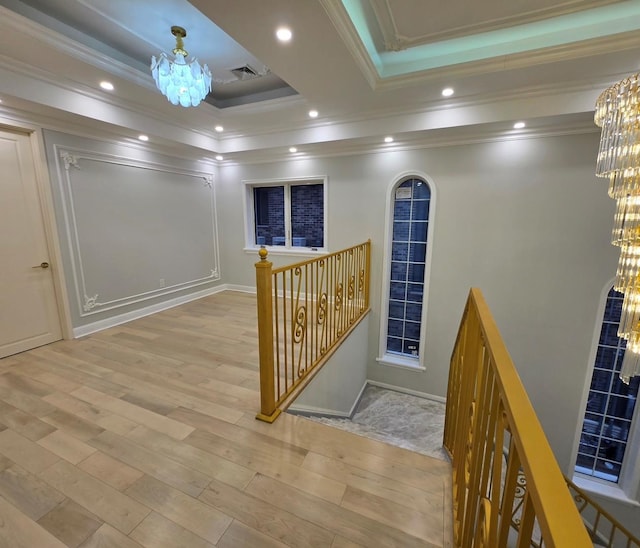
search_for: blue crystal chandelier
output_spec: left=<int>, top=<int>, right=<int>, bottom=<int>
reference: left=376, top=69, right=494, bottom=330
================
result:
left=151, top=26, right=212, bottom=107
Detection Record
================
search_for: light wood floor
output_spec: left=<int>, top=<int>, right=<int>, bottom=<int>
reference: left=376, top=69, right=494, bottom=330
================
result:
left=0, top=291, right=452, bottom=547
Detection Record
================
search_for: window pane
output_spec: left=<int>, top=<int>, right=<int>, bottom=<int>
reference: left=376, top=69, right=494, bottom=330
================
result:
left=386, top=178, right=431, bottom=358
left=393, top=222, right=410, bottom=241
left=575, top=287, right=639, bottom=483
left=409, top=243, right=427, bottom=263
left=254, top=186, right=285, bottom=246
left=392, top=242, right=409, bottom=261
left=391, top=262, right=407, bottom=281
left=412, top=199, right=430, bottom=221
left=291, top=184, right=324, bottom=247
left=388, top=300, right=404, bottom=319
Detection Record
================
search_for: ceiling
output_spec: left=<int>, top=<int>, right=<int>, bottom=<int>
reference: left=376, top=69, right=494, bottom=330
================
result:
left=1, top=0, right=640, bottom=163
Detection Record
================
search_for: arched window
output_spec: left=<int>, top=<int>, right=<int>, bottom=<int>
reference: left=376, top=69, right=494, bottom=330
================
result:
left=378, top=176, right=433, bottom=369
left=576, top=287, right=640, bottom=483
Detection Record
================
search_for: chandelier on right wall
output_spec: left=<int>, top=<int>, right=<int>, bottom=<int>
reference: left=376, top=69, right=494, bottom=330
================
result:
left=595, top=74, right=640, bottom=383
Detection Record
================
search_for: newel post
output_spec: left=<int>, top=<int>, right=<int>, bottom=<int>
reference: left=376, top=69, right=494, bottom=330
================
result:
left=255, top=248, right=281, bottom=422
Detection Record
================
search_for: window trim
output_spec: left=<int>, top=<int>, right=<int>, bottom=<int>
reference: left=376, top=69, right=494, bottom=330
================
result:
left=571, top=279, right=640, bottom=503
left=377, top=171, right=436, bottom=370
left=242, top=176, right=328, bottom=254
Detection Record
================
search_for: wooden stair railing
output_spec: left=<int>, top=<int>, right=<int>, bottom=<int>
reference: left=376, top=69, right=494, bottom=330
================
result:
left=255, top=240, right=371, bottom=422
left=565, top=478, right=640, bottom=548
left=444, top=288, right=592, bottom=546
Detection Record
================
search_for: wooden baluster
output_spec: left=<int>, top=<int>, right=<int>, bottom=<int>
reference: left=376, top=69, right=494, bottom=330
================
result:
left=255, top=248, right=281, bottom=423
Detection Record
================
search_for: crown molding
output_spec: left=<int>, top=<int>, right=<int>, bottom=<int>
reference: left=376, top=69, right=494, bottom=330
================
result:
left=369, top=0, right=622, bottom=51
left=0, top=5, right=154, bottom=90
left=319, top=0, right=379, bottom=89
left=0, top=53, right=227, bottom=150
left=319, top=0, right=640, bottom=92
left=373, top=31, right=640, bottom=91
left=220, top=117, right=598, bottom=167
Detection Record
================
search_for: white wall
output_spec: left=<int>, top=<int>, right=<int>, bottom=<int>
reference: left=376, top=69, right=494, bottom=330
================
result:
left=216, top=132, right=619, bottom=478
left=288, top=315, right=369, bottom=417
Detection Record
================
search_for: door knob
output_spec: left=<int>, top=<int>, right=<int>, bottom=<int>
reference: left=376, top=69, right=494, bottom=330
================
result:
left=32, top=262, right=49, bottom=269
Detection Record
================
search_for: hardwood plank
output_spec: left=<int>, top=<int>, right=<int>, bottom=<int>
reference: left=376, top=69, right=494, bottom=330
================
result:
left=79, top=523, right=144, bottom=548
left=37, top=499, right=103, bottom=547
left=0, top=371, right=54, bottom=397
left=39, top=460, right=150, bottom=534
left=332, top=536, right=366, bottom=548
left=38, top=429, right=98, bottom=464
left=130, top=511, right=215, bottom=548
left=95, top=414, right=139, bottom=436
left=42, top=391, right=138, bottom=436
left=89, top=430, right=211, bottom=497
left=41, top=408, right=105, bottom=441
left=341, top=484, right=444, bottom=545
left=186, top=428, right=346, bottom=504
left=0, top=383, right=56, bottom=417
left=0, top=429, right=60, bottom=474
left=0, top=406, right=57, bottom=441
left=0, top=464, right=66, bottom=520
left=0, top=454, right=13, bottom=472
left=302, top=451, right=443, bottom=510
left=443, top=471, right=453, bottom=547
left=14, top=365, right=82, bottom=393
left=125, top=475, right=232, bottom=545
left=125, top=424, right=255, bottom=490
left=217, top=519, right=289, bottom=548
left=71, top=386, right=194, bottom=440
left=0, top=495, right=68, bottom=547
left=78, top=451, right=144, bottom=492
left=104, top=368, right=246, bottom=422
left=198, top=477, right=335, bottom=548
left=239, top=413, right=447, bottom=492
left=120, top=392, right=175, bottom=416
left=167, top=406, right=308, bottom=461
left=28, top=348, right=128, bottom=397
left=245, top=473, right=436, bottom=548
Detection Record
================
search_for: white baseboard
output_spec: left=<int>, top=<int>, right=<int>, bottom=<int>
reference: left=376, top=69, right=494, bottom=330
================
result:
left=288, top=380, right=369, bottom=419
left=72, top=283, right=238, bottom=338
left=366, top=380, right=447, bottom=403
left=224, top=284, right=256, bottom=294
left=287, top=404, right=351, bottom=418
left=349, top=380, right=369, bottom=417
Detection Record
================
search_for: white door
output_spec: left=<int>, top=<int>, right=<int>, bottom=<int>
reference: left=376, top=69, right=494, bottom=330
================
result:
left=0, top=128, right=62, bottom=358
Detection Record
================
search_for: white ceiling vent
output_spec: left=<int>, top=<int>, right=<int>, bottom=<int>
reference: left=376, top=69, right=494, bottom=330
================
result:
left=230, top=64, right=260, bottom=80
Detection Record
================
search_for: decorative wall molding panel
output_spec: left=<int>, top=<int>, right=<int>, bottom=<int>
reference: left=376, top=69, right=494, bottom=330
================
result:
left=53, top=145, right=220, bottom=318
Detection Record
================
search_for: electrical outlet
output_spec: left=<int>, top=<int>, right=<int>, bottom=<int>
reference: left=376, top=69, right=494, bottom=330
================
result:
left=159, top=278, right=165, bottom=288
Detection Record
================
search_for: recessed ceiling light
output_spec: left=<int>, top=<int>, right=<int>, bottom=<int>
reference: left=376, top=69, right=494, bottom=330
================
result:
left=214, top=125, right=224, bottom=132
left=513, top=121, right=526, bottom=129
left=216, top=155, right=223, bottom=161
left=138, top=134, right=149, bottom=142
left=384, top=136, right=394, bottom=143
left=308, top=109, right=318, bottom=118
left=100, top=81, right=114, bottom=91
left=289, top=146, right=297, bottom=153
left=441, top=87, right=454, bottom=97
left=276, top=27, right=292, bottom=42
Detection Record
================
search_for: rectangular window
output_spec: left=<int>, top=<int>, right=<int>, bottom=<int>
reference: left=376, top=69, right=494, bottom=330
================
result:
left=385, top=178, right=431, bottom=360
left=576, top=287, right=640, bottom=483
left=246, top=178, right=326, bottom=250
